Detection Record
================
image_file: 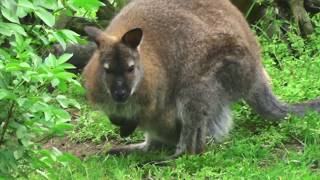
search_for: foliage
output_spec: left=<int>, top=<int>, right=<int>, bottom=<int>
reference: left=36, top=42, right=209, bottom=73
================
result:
left=0, top=0, right=104, bottom=178
left=109, top=0, right=129, bottom=11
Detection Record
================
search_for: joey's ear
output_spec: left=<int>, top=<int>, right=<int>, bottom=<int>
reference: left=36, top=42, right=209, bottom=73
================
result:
left=121, top=28, right=143, bottom=49
left=84, top=26, right=104, bottom=46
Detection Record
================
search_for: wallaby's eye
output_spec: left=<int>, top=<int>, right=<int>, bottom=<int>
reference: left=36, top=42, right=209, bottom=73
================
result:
left=128, top=65, right=135, bottom=73
left=104, top=63, right=112, bottom=74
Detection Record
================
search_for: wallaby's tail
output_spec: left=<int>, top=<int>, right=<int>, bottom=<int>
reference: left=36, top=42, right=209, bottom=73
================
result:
left=245, top=70, right=320, bottom=120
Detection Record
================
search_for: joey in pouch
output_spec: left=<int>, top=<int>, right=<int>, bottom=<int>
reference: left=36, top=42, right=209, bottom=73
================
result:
left=83, top=0, right=320, bottom=158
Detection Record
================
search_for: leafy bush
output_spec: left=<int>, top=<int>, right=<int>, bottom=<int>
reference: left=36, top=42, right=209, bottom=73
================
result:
left=0, top=0, right=103, bottom=178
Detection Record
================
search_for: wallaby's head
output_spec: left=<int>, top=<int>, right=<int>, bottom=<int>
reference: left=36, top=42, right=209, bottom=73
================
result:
left=83, top=27, right=144, bottom=104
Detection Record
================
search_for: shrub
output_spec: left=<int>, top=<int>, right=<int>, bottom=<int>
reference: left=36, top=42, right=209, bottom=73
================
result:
left=0, top=0, right=102, bottom=178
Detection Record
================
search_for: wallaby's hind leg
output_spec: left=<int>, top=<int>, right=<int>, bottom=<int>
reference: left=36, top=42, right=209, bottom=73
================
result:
left=173, top=83, right=230, bottom=158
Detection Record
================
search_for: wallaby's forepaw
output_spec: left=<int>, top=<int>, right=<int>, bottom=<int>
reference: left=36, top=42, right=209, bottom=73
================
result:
left=109, top=116, right=138, bottom=137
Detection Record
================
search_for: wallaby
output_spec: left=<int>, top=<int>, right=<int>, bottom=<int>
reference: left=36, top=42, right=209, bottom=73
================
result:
left=83, top=0, right=320, bottom=158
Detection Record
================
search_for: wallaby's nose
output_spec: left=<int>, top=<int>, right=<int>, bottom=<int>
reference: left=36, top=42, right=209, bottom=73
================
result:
left=112, top=89, right=128, bottom=102
left=115, top=89, right=126, bottom=97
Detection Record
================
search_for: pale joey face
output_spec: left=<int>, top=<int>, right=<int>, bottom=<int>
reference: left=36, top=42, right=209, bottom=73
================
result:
left=84, top=27, right=144, bottom=103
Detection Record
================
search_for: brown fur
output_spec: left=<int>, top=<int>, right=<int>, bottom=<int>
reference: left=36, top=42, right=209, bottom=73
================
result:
left=83, top=0, right=320, bottom=158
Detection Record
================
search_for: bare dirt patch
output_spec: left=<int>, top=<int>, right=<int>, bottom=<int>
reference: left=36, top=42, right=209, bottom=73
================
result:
left=43, top=137, right=110, bottom=159
left=272, top=137, right=305, bottom=159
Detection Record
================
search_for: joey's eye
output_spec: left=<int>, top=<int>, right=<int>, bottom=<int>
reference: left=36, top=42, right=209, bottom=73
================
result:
left=128, top=65, right=135, bottom=73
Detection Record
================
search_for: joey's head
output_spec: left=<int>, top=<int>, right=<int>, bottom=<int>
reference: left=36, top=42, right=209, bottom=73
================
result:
left=83, top=27, right=144, bottom=104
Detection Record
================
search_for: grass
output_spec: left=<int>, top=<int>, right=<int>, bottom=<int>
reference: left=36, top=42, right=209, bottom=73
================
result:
left=29, top=15, right=320, bottom=179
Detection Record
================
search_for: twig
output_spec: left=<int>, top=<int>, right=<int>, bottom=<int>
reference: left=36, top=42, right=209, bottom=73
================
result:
left=0, top=102, right=15, bottom=145
left=36, top=133, right=54, bottom=144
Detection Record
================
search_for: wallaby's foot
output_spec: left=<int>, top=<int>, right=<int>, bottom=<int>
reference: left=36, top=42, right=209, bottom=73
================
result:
left=107, top=142, right=147, bottom=155
left=107, top=136, right=169, bottom=156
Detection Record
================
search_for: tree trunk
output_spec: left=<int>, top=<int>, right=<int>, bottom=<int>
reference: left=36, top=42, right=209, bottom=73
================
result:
left=232, top=0, right=319, bottom=36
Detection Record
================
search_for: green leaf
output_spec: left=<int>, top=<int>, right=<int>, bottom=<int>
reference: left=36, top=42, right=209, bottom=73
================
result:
left=16, top=6, right=29, bottom=18
left=57, top=96, right=81, bottom=111
left=52, top=123, right=73, bottom=135
left=33, top=0, right=58, bottom=10
left=34, top=7, right=55, bottom=27
left=51, top=78, right=60, bottom=87
left=0, top=22, right=27, bottom=36
left=59, top=63, right=76, bottom=70
left=0, top=22, right=14, bottom=36
left=56, top=72, right=76, bottom=79
left=44, top=54, right=57, bottom=67
left=56, top=95, right=69, bottom=108
left=1, top=1, right=20, bottom=24
left=19, top=62, right=31, bottom=68
left=8, top=23, right=27, bottom=36
left=17, top=0, right=34, bottom=18
left=32, top=29, right=50, bottom=45
left=18, top=0, right=35, bottom=9
left=52, top=32, right=66, bottom=50
left=52, top=108, right=70, bottom=121
left=13, top=149, right=24, bottom=160
left=69, top=99, right=81, bottom=109
left=44, top=111, right=53, bottom=122
left=57, top=53, right=73, bottom=65
left=6, top=62, right=23, bottom=71
left=16, top=97, right=27, bottom=107
left=0, top=89, right=15, bottom=100
left=16, top=125, right=28, bottom=139
left=20, top=138, right=33, bottom=147
left=72, top=0, right=104, bottom=12
left=69, top=79, right=82, bottom=87
left=0, top=89, right=9, bottom=100
left=60, top=29, right=79, bottom=43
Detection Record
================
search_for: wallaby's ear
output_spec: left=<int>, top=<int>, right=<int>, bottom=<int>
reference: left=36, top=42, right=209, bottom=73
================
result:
left=84, top=26, right=104, bottom=46
left=121, top=28, right=143, bottom=49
